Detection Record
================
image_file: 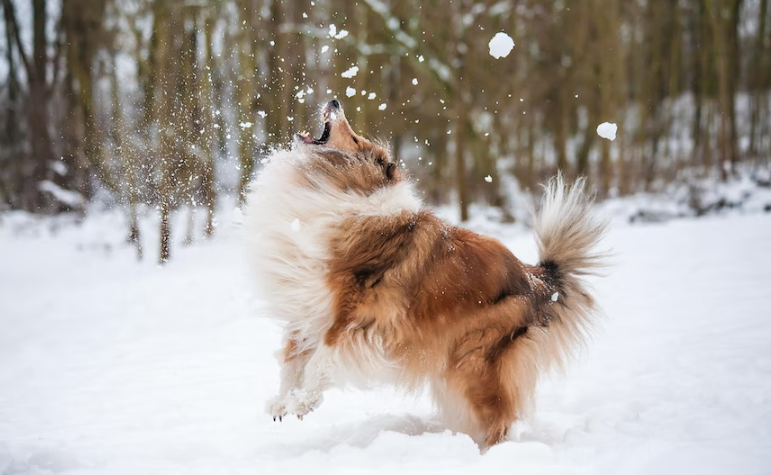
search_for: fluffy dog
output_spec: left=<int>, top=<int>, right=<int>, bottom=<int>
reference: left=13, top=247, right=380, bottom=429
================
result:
left=244, top=99, right=607, bottom=448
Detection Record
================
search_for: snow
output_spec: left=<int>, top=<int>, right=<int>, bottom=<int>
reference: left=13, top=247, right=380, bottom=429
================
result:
left=596, top=122, right=618, bottom=141
left=38, top=180, right=84, bottom=208
left=341, top=66, right=359, bottom=78
left=346, top=87, right=357, bottom=98
left=488, top=32, right=515, bottom=59
left=50, top=160, right=68, bottom=176
left=412, top=78, right=419, bottom=85
left=327, top=24, right=348, bottom=40
left=484, top=175, right=493, bottom=183
left=378, top=103, right=387, bottom=111
left=1, top=208, right=771, bottom=474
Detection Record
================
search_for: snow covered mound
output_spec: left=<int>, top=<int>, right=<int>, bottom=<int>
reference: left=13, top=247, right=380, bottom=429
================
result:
left=488, top=32, right=514, bottom=59
left=1, top=208, right=771, bottom=474
left=605, top=168, right=771, bottom=224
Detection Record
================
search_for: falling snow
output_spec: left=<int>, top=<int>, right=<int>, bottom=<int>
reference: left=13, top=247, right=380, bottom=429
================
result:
left=341, top=66, right=359, bottom=78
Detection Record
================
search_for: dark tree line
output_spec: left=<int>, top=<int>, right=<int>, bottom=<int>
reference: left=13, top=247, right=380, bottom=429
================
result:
left=1, top=0, right=769, bottom=261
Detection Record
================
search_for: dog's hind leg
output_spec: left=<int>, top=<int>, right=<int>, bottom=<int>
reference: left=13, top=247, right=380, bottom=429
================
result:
left=442, top=353, right=517, bottom=449
left=439, top=301, right=535, bottom=448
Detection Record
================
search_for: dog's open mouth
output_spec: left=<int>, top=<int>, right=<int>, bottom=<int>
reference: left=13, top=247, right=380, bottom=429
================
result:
left=297, top=101, right=339, bottom=145
left=297, top=121, right=330, bottom=145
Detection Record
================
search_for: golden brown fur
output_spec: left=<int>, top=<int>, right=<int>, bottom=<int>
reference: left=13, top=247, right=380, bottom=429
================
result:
left=255, top=100, right=607, bottom=448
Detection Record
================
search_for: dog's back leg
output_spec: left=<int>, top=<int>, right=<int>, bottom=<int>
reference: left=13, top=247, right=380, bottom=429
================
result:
left=437, top=301, right=536, bottom=448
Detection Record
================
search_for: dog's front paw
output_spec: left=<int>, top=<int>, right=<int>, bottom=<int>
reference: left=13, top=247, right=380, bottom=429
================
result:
left=288, top=390, right=324, bottom=420
left=266, top=395, right=291, bottom=422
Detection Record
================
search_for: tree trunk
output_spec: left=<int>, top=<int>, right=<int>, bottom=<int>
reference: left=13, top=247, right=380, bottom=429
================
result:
left=236, top=0, right=256, bottom=205
left=201, top=11, right=217, bottom=237
left=110, top=55, right=143, bottom=261
left=704, top=0, right=737, bottom=180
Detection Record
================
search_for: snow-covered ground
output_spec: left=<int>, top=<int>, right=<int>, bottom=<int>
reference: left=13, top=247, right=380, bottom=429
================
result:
left=1, top=207, right=770, bottom=474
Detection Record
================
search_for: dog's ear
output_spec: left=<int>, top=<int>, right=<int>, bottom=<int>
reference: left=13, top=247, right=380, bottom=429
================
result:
left=374, top=153, right=397, bottom=181
left=385, top=162, right=396, bottom=180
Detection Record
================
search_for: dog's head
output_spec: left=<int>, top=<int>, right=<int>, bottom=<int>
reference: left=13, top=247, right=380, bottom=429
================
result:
left=296, top=100, right=400, bottom=186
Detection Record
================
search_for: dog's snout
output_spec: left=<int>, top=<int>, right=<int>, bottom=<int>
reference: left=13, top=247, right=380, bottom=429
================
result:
left=329, top=99, right=340, bottom=110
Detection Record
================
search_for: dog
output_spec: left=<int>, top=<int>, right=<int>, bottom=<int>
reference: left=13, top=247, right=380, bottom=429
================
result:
left=244, top=99, right=607, bottom=448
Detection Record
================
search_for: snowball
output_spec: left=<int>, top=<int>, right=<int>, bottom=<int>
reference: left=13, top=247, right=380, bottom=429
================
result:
left=412, top=78, right=418, bottom=85
left=341, top=66, right=359, bottom=78
left=335, top=29, right=349, bottom=39
left=346, top=87, right=356, bottom=97
left=596, top=122, right=618, bottom=141
left=484, top=175, right=493, bottom=183
left=368, top=92, right=377, bottom=100
left=239, top=122, right=253, bottom=129
left=328, top=24, right=337, bottom=38
left=321, top=45, right=329, bottom=53
left=488, top=32, right=514, bottom=59
left=378, top=103, right=387, bottom=111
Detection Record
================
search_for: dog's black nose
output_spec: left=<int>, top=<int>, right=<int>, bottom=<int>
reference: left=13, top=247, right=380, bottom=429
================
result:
left=329, top=99, right=340, bottom=110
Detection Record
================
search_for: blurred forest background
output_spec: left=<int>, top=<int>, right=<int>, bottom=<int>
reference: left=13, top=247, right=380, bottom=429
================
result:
left=1, top=0, right=770, bottom=262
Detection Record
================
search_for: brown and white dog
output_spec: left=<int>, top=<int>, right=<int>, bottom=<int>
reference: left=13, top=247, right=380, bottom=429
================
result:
left=244, top=100, right=607, bottom=448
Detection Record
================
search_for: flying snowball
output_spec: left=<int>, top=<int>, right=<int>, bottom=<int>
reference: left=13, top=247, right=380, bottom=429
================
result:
left=488, top=32, right=514, bottom=59
left=596, top=122, right=618, bottom=141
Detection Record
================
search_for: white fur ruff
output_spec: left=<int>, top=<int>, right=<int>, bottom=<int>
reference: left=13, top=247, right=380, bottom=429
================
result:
left=243, top=147, right=422, bottom=389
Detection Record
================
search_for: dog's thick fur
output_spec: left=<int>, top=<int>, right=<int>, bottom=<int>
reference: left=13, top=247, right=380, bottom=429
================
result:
left=244, top=101, right=607, bottom=448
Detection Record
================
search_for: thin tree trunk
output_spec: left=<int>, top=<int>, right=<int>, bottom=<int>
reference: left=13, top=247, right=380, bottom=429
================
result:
left=155, top=1, right=176, bottom=264
left=704, top=0, right=736, bottom=180
left=749, top=0, right=768, bottom=156
left=236, top=0, right=256, bottom=205
left=201, top=11, right=216, bottom=237
left=110, top=56, right=143, bottom=260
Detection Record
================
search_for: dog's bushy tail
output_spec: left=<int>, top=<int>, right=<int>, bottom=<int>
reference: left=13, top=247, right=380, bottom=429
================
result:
left=531, top=173, right=609, bottom=370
